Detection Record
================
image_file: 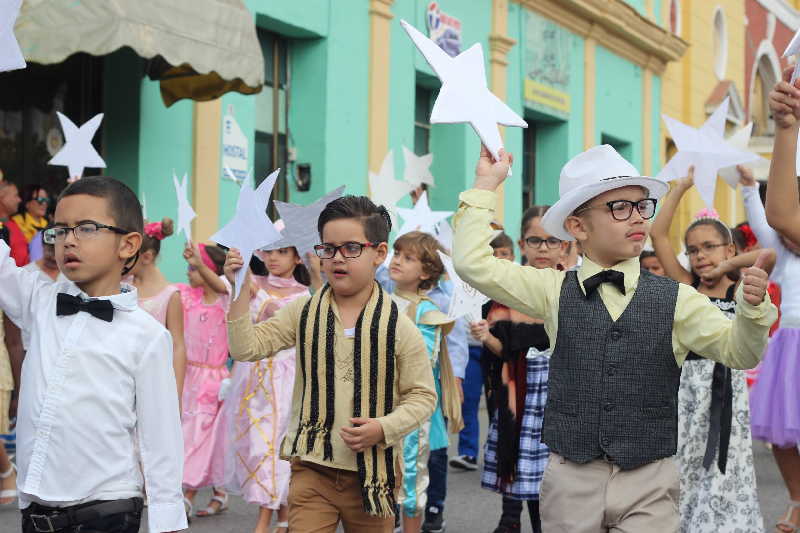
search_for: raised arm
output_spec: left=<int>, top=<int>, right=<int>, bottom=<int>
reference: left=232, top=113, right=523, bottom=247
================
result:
left=739, top=166, right=783, bottom=252
left=0, top=241, right=46, bottom=328
left=650, top=171, right=695, bottom=285
left=184, top=242, right=228, bottom=295
left=700, top=248, right=777, bottom=286
left=766, top=67, right=800, bottom=242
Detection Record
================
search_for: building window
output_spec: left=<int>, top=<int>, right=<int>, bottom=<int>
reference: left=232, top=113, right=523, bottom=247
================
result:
left=522, top=125, right=536, bottom=209
left=414, top=86, right=433, bottom=155
left=752, top=54, right=778, bottom=136
left=713, top=8, right=728, bottom=80
left=669, top=0, right=682, bottom=35
left=255, top=30, right=290, bottom=213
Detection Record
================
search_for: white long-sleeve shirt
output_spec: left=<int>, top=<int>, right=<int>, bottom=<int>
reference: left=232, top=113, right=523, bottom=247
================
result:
left=0, top=241, right=187, bottom=532
left=743, top=185, right=800, bottom=326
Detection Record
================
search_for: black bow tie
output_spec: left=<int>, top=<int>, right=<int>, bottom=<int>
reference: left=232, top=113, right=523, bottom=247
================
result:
left=583, top=270, right=626, bottom=297
left=56, top=293, right=114, bottom=322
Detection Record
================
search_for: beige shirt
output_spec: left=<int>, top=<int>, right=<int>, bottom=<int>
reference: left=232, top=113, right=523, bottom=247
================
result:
left=453, top=189, right=778, bottom=369
left=227, top=293, right=437, bottom=471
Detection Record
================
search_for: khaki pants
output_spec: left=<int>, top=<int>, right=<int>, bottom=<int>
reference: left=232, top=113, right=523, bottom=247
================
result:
left=288, top=460, right=394, bottom=533
left=540, top=453, right=679, bottom=533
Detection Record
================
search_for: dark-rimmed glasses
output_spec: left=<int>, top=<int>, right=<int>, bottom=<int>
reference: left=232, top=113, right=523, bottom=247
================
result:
left=684, top=243, right=727, bottom=257
left=313, top=241, right=377, bottom=259
left=43, top=222, right=129, bottom=244
left=574, top=198, right=657, bottom=221
left=524, top=236, right=563, bottom=249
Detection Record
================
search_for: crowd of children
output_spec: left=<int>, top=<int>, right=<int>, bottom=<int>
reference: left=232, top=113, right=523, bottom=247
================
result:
left=3, top=69, right=800, bottom=533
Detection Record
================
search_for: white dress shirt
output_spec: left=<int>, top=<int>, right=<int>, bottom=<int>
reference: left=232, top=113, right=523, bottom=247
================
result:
left=0, top=241, right=187, bottom=533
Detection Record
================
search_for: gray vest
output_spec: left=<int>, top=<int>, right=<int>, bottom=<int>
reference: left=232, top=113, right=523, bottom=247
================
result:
left=541, top=269, right=680, bottom=470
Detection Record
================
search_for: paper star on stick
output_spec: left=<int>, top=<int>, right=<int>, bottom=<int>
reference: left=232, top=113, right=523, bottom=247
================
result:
left=784, top=30, right=800, bottom=84
left=438, top=251, right=489, bottom=323
left=48, top=112, right=106, bottom=182
left=402, top=146, right=435, bottom=188
left=395, top=191, right=453, bottom=238
left=657, top=97, right=760, bottom=209
left=211, top=169, right=283, bottom=299
left=0, top=0, right=25, bottom=73
left=718, top=122, right=768, bottom=188
left=369, top=150, right=415, bottom=228
left=271, top=186, right=346, bottom=267
left=173, top=172, right=196, bottom=242
left=400, top=20, right=527, bottom=164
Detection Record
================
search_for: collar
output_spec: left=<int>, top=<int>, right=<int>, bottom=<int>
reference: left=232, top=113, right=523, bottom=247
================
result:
left=393, top=288, right=427, bottom=305
left=577, top=256, right=641, bottom=296
left=63, top=282, right=140, bottom=312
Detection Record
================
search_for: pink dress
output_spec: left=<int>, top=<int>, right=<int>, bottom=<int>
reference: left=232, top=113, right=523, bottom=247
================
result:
left=225, top=274, right=308, bottom=508
left=138, top=284, right=179, bottom=325
left=177, top=284, right=230, bottom=489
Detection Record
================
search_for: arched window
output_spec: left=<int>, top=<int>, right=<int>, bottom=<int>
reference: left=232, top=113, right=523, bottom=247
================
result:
left=752, top=54, right=778, bottom=135
left=713, top=8, right=728, bottom=80
left=669, top=0, right=682, bottom=35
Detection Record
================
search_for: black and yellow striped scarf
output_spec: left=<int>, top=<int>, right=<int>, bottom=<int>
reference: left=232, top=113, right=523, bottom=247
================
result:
left=291, top=282, right=399, bottom=517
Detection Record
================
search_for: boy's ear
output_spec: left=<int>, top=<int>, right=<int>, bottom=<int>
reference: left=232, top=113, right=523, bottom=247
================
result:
left=374, top=242, right=388, bottom=265
left=564, top=215, right=589, bottom=242
left=120, top=231, right=143, bottom=263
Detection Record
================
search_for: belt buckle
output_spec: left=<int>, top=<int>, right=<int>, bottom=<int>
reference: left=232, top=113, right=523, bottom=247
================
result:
left=29, top=514, right=56, bottom=533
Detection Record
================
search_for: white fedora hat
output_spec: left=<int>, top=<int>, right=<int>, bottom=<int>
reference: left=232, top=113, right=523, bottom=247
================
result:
left=541, top=145, right=669, bottom=241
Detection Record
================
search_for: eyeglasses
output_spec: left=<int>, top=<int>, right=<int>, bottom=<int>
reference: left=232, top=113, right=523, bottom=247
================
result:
left=34, top=197, right=49, bottom=205
left=43, top=222, right=129, bottom=244
left=684, top=243, right=728, bottom=257
left=524, top=236, right=563, bottom=249
left=313, top=241, right=377, bottom=259
left=574, top=198, right=658, bottom=221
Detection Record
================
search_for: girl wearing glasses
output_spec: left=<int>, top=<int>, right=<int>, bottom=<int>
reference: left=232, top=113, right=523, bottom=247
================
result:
left=11, top=184, right=50, bottom=244
left=650, top=170, right=775, bottom=532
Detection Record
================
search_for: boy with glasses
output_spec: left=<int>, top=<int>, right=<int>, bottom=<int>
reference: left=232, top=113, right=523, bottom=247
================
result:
left=453, top=144, right=776, bottom=532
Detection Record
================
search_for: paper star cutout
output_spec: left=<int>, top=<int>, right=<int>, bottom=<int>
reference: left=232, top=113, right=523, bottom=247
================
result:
left=211, top=169, right=283, bottom=299
left=784, top=30, right=800, bottom=84
left=718, top=122, right=768, bottom=188
left=369, top=150, right=415, bottom=228
left=438, top=251, right=488, bottom=323
left=0, top=0, right=25, bottom=73
left=395, top=191, right=452, bottom=238
left=141, top=192, right=148, bottom=221
left=271, top=186, right=346, bottom=266
left=657, top=97, right=760, bottom=209
left=434, top=219, right=453, bottom=253
left=48, top=112, right=106, bottom=182
left=173, top=172, right=196, bottom=242
left=402, top=146, right=435, bottom=188
left=401, top=19, right=527, bottom=163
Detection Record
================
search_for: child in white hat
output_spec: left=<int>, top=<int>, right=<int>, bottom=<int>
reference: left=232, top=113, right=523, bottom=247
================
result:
left=452, top=145, right=776, bottom=533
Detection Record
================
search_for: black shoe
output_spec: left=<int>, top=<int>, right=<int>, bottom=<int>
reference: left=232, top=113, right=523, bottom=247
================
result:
left=422, top=505, right=446, bottom=532
left=449, top=455, right=478, bottom=470
left=491, top=524, right=521, bottom=533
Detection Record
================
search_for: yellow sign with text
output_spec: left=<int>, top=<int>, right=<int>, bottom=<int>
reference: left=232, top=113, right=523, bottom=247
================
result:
left=525, top=79, right=570, bottom=114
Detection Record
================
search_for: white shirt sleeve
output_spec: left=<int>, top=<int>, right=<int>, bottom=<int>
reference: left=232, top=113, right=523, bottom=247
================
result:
left=0, top=240, right=47, bottom=328
left=135, top=330, right=188, bottom=533
left=742, top=185, right=783, bottom=252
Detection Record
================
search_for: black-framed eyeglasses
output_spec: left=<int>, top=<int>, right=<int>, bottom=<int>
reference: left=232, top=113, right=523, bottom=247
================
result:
left=684, top=243, right=727, bottom=257
left=33, top=196, right=50, bottom=205
left=314, top=241, right=377, bottom=259
left=43, top=222, right=129, bottom=244
left=575, top=198, right=657, bottom=221
left=524, top=236, right=563, bottom=249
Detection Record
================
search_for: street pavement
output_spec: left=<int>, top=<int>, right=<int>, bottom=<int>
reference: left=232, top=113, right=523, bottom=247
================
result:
left=0, top=410, right=790, bottom=532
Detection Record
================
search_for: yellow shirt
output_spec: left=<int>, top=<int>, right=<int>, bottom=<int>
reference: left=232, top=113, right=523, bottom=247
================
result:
left=11, top=213, right=47, bottom=243
left=453, top=189, right=778, bottom=369
left=227, top=293, right=437, bottom=471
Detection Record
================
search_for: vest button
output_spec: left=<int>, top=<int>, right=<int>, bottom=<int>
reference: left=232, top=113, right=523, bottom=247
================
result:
left=602, top=437, right=611, bottom=447
left=607, top=365, right=616, bottom=376
left=604, top=402, right=615, bottom=411
left=609, top=330, right=621, bottom=340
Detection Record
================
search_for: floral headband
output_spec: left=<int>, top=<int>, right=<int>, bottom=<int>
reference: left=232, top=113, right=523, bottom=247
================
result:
left=144, top=222, right=165, bottom=241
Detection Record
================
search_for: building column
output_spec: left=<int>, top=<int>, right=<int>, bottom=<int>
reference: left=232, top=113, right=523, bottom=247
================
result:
left=192, top=99, right=222, bottom=242
left=642, top=70, right=653, bottom=175
left=367, top=0, right=394, bottom=178
left=584, top=33, right=597, bottom=150
left=489, top=0, right=516, bottom=223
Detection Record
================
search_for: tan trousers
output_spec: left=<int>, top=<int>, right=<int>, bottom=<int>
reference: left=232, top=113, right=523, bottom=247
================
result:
left=287, top=460, right=394, bottom=533
left=540, top=453, right=679, bottom=533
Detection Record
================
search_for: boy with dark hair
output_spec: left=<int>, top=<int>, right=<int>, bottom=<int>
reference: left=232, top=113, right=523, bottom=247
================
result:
left=639, top=250, right=665, bottom=276
left=453, top=146, right=776, bottom=532
left=0, top=176, right=186, bottom=533
left=226, top=195, right=436, bottom=532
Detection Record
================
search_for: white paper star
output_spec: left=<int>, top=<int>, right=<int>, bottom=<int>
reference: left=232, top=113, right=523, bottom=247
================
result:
left=211, top=169, right=283, bottom=299
left=48, top=112, right=106, bottom=182
left=369, top=150, right=415, bottom=228
left=784, top=30, right=800, bottom=84
left=141, top=192, right=148, bottom=221
left=434, top=219, right=453, bottom=253
left=718, top=122, right=768, bottom=188
left=401, top=20, right=527, bottom=163
left=0, top=0, right=25, bottom=73
left=271, top=186, right=346, bottom=266
left=395, top=191, right=452, bottom=238
left=657, top=97, right=760, bottom=209
left=173, top=172, right=196, bottom=242
left=402, top=146, right=435, bottom=188
left=438, top=250, right=488, bottom=323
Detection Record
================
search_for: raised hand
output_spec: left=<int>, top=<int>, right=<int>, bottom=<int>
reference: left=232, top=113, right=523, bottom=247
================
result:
left=737, top=165, right=756, bottom=187
left=183, top=242, right=201, bottom=268
left=474, top=145, right=513, bottom=191
left=741, top=250, right=771, bottom=306
left=769, top=66, right=800, bottom=129
left=674, top=166, right=695, bottom=191
left=223, top=247, right=244, bottom=286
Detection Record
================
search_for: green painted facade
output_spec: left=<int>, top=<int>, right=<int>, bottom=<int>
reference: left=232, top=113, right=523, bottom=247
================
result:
left=100, top=0, right=666, bottom=280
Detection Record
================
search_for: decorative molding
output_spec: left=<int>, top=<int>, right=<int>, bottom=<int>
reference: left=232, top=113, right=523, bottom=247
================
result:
left=489, top=33, right=517, bottom=67
left=755, top=0, right=800, bottom=31
left=514, top=0, right=688, bottom=74
left=368, top=0, right=394, bottom=20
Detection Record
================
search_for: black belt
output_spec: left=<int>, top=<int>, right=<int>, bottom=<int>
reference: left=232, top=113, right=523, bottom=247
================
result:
left=24, top=497, right=143, bottom=533
left=686, top=354, right=732, bottom=474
